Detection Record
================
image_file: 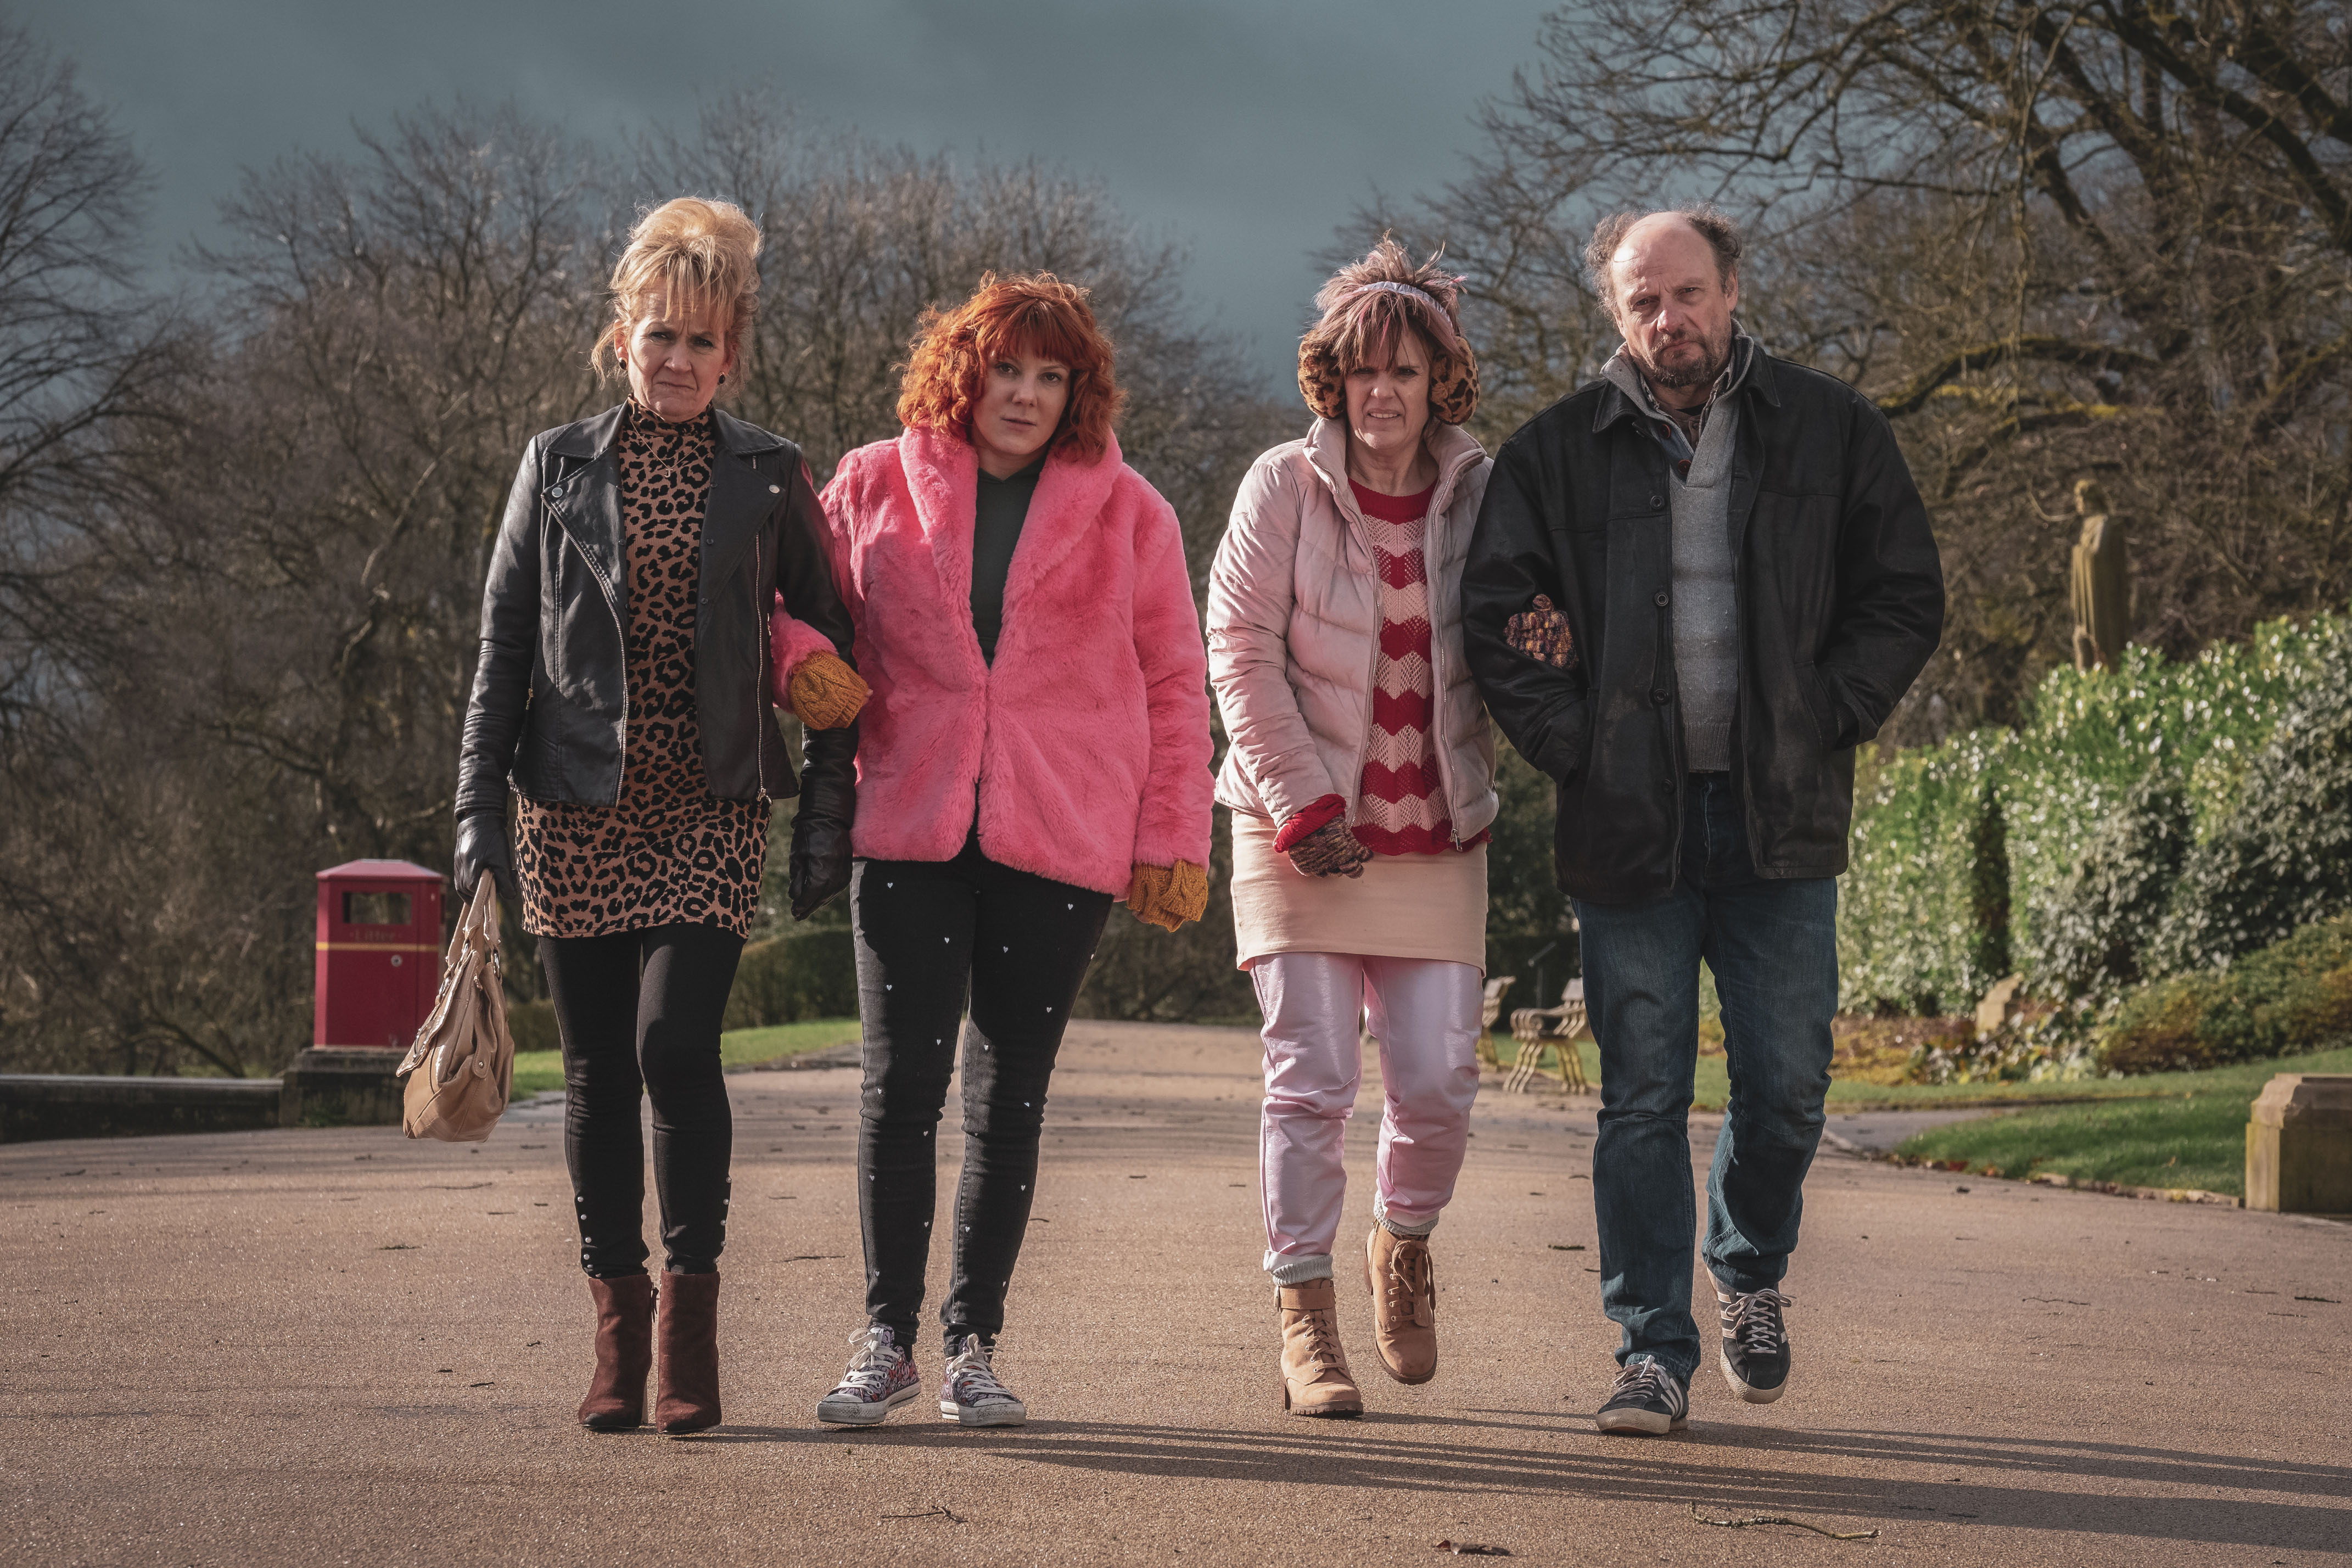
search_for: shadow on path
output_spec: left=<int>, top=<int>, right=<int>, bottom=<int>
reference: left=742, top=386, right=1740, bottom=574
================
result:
left=681, top=1416, right=2350, bottom=1550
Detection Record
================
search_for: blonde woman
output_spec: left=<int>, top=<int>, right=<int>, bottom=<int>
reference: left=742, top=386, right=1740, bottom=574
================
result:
left=453, top=198, right=863, bottom=1436
left=1207, top=240, right=1496, bottom=1416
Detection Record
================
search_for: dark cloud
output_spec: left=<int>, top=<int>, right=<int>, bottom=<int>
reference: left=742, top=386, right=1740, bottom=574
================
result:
left=33, top=0, right=1555, bottom=384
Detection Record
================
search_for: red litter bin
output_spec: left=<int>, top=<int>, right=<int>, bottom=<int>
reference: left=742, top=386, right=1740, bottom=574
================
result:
left=314, top=859, right=445, bottom=1049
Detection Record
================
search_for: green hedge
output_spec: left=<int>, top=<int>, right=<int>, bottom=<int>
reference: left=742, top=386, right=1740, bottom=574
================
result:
left=722, top=928, right=859, bottom=1031
left=496, top=930, right=856, bottom=1056
left=1840, top=729, right=2009, bottom=1015
left=1840, top=609, right=2352, bottom=1015
left=2101, top=914, right=2352, bottom=1073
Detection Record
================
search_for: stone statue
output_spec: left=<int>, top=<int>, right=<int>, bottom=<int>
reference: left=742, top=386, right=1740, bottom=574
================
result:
left=2069, top=479, right=2131, bottom=671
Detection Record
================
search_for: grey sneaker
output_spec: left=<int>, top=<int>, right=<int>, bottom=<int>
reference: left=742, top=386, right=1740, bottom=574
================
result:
left=1716, top=1286, right=1793, bottom=1404
left=939, top=1335, right=1027, bottom=1427
left=815, top=1324, right=921, bottom=1426
left=1594, top=1356, right=1689, bottom=1436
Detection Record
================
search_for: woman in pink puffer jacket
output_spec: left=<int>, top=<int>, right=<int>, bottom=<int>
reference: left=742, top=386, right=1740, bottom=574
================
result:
left=1206, top=239, right=1498, bottom=1418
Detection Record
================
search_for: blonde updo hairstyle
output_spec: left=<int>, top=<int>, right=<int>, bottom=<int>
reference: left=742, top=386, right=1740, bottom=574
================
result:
left=1297, top=237, right=1478, bottom=427
left=595, top=197, right=764, bottom=383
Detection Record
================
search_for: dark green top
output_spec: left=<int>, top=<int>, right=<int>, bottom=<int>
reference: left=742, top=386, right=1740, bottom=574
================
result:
left=971, top=453, right=1045, bottom=664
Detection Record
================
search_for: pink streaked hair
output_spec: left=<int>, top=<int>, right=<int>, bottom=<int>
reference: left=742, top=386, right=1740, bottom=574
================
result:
left=1297, top=236, right=1480, bottom=425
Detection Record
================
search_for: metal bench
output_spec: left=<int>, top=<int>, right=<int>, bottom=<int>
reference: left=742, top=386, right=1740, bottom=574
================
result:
left=1505, top=978, right=1593, bottom=1094
left=1475, top=975, right=1517, bottom=1069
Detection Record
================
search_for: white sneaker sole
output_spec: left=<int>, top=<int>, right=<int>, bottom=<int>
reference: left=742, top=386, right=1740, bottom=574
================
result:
left=1719, top=1347, right=1788, bottom=1404
left=1594, top=1405, right=1688, bottom=1436
left=816, top=1383, right=920, bottom=1426
left=939, top=1398, right=1027, bottom=1427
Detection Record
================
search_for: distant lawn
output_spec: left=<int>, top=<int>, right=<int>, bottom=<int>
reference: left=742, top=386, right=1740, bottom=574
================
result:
left=1494, top=1036, right=2352, bottom=1115
left=511, top=1017, right=861, bottom=1096
left=1894, top=1043, right=2352, bottom=1198
left=1504, top=1037, right=2086, bottom=1110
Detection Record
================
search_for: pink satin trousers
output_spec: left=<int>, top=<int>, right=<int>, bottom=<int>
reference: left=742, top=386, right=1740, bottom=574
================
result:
left=1253, top=952, right=1483, bottom=1278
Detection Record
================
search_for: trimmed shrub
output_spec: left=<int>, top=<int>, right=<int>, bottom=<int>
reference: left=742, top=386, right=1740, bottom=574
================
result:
left=1839, top=729, right=2009, bottom=1015
left=2019, top=765, right=2191, bottom=998
left=1840, top=609, right=2352, bottom=1012
left=2147, top=632, right=2352, bottom=975
left=2001, top=630, right=2319, bottom=963
left=2101, top=915, right=2352, bottom=1074
left=721, top=929, right=858, bottom=1030
left=508, top=997, right=558, bottom=1055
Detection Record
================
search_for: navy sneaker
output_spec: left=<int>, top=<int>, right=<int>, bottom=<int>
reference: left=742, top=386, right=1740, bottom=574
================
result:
left=1716, top=1285, right=1793, bottom=1403
left=1594, top=1356, right=1689, bottom=1435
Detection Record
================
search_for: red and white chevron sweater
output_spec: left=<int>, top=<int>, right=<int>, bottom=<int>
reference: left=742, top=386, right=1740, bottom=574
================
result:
left=1349, top=480, right=1485, bottom=856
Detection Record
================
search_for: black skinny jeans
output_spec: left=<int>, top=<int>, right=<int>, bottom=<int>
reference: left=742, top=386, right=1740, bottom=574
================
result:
left=540, top=923, right=744, bottom=1278
left=853, top=835, right=1112, bottom=1354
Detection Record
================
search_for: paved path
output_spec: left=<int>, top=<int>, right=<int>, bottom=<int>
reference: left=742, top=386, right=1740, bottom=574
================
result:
left=5, top=1021, right=2347, bottom=1566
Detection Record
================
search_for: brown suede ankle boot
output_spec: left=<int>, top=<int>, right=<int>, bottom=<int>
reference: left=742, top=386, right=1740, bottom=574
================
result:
left=654, top=1269, right=721, bottom=1435
left=578, top=1273, right=656, bottom=1431
left=1365, top=1224, right=1438, bottom=1385
left=1275, top=1279, right=1363, bottom=1418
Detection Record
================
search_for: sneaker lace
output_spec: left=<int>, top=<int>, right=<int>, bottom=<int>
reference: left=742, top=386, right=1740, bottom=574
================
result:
left=836, top=1328, right=902, bottom=1392
left=945, top=1340, right=1015, bottom=1403
left=1726, top=1288, right=1791, bottom=1356
left=1609, top=1357, right=1672, bottom=1403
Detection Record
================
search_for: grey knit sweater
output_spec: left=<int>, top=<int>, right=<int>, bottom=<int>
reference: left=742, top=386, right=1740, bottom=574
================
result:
left=1603, top=333, right=1757, bottom=772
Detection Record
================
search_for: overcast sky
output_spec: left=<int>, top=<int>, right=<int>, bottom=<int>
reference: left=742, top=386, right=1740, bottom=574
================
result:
left=30, top=0, right=1562, bottom=388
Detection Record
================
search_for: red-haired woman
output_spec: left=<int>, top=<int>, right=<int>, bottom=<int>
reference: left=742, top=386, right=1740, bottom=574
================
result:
left=1206, top=239, right=1496, bottom=1416
left=455, top=198, right=864, bottom=1436
left=809, top=273, right=1213, bottom=1428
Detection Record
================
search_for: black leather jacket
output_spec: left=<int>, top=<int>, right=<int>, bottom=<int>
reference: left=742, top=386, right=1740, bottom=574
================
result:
left=455, top=403, right=856, bottom=824
left=1461, top=351, right=1942, bottom=904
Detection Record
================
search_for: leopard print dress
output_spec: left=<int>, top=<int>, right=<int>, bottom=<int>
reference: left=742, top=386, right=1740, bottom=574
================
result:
left=514, top=404, right=771, bottom=939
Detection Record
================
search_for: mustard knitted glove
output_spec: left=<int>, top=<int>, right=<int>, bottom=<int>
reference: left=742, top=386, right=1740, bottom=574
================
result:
left=1126, top=860, right=1209, bottom=932
left=787, top=651, right=870, bottom=731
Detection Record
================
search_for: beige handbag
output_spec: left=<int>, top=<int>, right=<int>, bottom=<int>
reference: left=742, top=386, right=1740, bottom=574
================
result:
left=396, top=877, right=514, bottom=1142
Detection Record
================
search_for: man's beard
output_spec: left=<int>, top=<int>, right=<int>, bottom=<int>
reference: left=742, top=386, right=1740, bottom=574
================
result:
left=1636, top=326, right=1733, bottom=390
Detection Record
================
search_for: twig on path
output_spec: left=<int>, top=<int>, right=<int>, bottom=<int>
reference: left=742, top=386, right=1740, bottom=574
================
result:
left=1432, top=1542, right=1511, bottom=1556
left=881, top=1505, right=965, bottom=1524
left=1688, top=1502, right=1878, bottom=1540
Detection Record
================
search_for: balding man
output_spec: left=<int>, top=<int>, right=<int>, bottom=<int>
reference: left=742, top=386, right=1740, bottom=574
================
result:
left=1461, top=207, right=1942, bottom=1435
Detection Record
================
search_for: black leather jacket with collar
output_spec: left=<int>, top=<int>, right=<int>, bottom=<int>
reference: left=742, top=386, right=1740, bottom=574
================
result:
left=1461, top=350, right=1943, bottom=904
left=455, top=402, right=856, bottom=823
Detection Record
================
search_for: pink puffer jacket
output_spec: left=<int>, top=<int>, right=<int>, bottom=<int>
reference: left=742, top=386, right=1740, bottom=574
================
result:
left=819, top=427, right=1214, bottom=895
left=1207, top=418, right=1497, bottom=840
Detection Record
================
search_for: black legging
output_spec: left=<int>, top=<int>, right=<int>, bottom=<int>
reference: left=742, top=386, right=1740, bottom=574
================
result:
left=852, top=833, right=1112, bottom=1353
left=540, top=923, right=744, bottom=1278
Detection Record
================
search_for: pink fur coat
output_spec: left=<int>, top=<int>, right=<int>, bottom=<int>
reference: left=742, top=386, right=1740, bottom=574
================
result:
left=817, top=427, right=1213, bottom=895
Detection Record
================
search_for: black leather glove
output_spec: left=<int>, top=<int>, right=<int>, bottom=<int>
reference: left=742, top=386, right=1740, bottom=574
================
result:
left=788, top=722, right=857, bottom=920
left=452, top=811, right=518, bottom=905
left=789, top=816, right=852, bottom=920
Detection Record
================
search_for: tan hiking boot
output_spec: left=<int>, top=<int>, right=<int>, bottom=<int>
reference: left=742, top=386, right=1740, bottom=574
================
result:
left=1364, top=1224, right=1438, bottom=1384
left=1275, top=1279, right=1363, bottom=1418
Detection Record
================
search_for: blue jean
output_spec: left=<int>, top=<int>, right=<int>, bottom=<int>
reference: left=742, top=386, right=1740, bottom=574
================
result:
left=1573, top=774, right=1837, bottom=1380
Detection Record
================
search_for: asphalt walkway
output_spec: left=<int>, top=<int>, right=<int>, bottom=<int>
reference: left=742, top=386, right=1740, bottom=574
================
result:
left=5, top=1021, right=2347, bottom=1565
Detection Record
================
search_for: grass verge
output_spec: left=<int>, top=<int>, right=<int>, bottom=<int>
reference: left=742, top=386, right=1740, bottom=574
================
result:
left=1492, top=1038, right=2212, bottom=1111
left=511, top=1016, right=861, bottom=1096
left=1891, top=1043, right=2352, bottom=1198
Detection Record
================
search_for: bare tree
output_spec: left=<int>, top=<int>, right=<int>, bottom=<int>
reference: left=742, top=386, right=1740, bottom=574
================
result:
left=0, top=85, right=1298, bottom=1072
left=186, top=103, right=612, bottom=854
left=642, top=96, right=1290, bottom=579
left=1373, top=1, right=2352, bottom=729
